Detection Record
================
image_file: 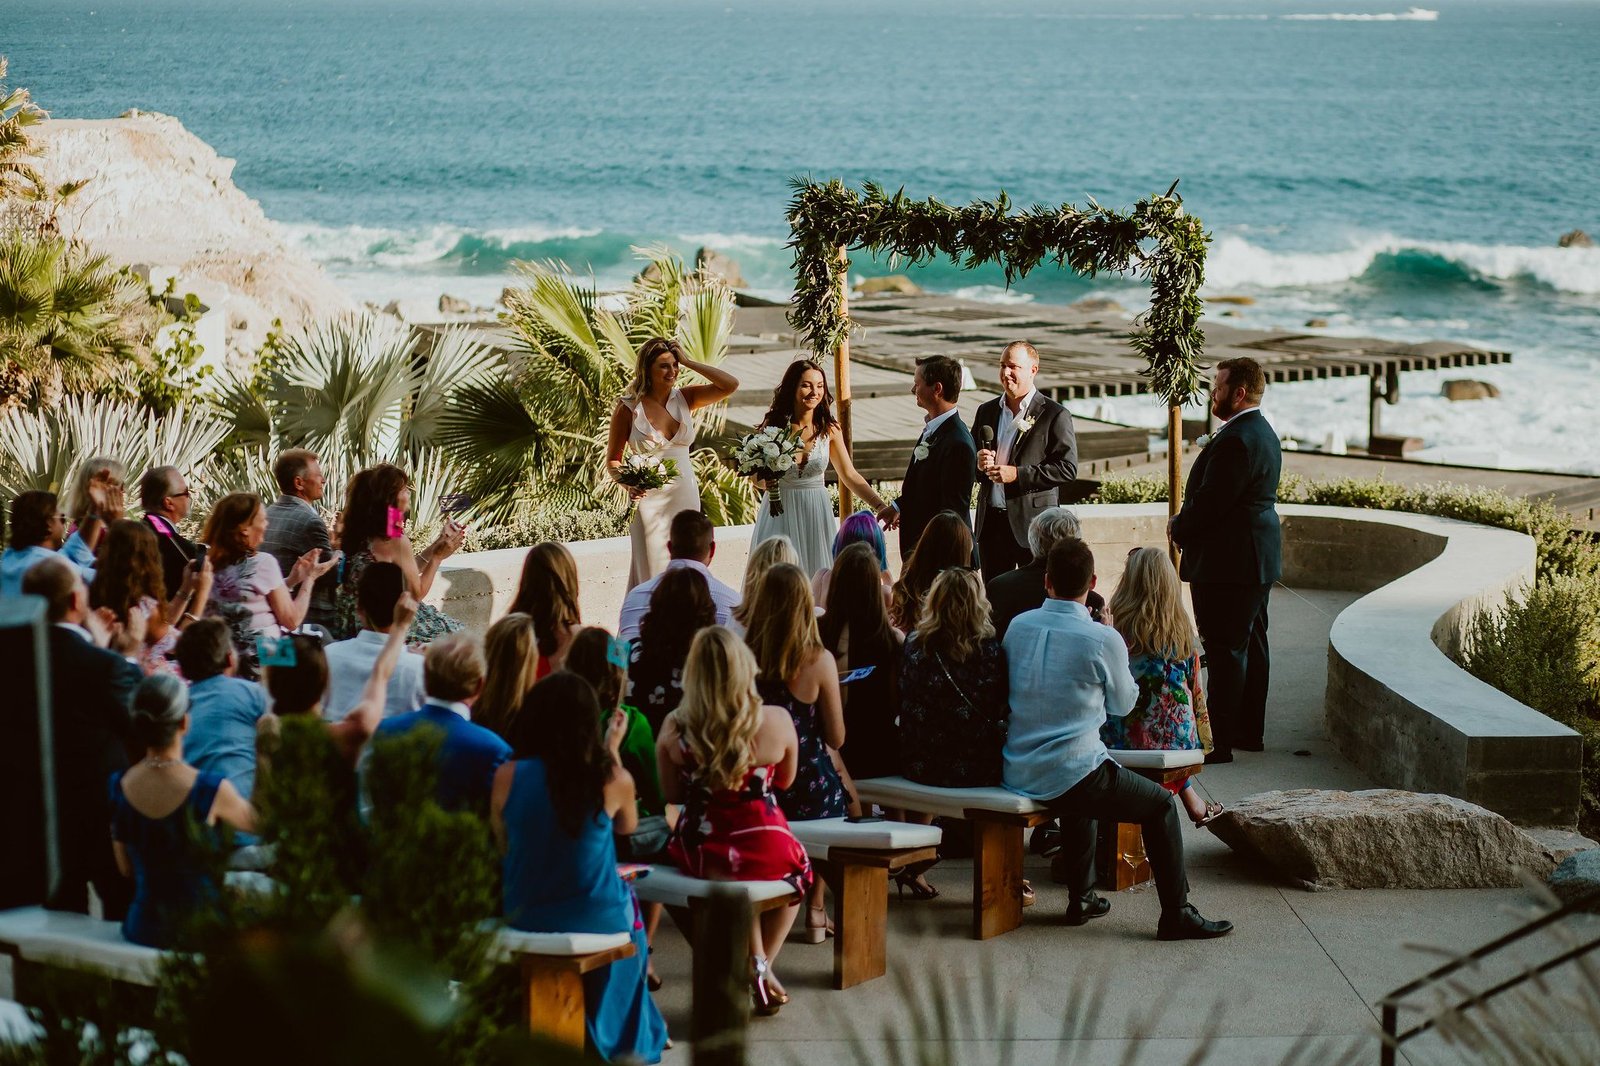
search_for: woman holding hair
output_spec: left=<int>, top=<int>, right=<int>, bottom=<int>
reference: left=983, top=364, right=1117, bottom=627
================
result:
left=727, top=534, right=799, bottom=637
left=819, top=542, right=902, bottom=783
left=748, top=360, right=889, bottom=578
left=888, top=510, right=975, bottom=633
left=333, top=463, right=465, bottom=642
left=92, top=519, right=212, bottom=671
left=474, top=613, right=541, bottom=742
left=111, top=674, right=256, bottom=947
left=606, top=336, right=738, bottom=587
left=1105, top=547, right=1222, bottom=827
left=658, top=627, right=810, bottom=1015
left=202, top=493, right=340, bottom=677
left=493, top=672, right=668, bottom=1063
left=507, top=541, right=582, bottom=677
left=627, top=566, right=718, bottom=735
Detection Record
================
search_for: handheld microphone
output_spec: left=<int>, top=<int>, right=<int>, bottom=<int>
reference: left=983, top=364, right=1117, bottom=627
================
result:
left=979, top=425, right=995, bottom=448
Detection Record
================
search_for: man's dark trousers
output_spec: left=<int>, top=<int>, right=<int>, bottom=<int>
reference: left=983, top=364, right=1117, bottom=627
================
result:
left=1191, top=581, right=1272, bottom=753
left=977, top=506, right=1031, bottom=585
left=1047, top=761, right=1188, bottom=913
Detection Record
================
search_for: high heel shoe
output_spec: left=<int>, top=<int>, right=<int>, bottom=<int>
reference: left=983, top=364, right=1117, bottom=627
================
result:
left=798, top=904, right=835, bottom=943
left=750, top=954, right=782, bottom=1016
left=891, top=857, right=941, bottom=901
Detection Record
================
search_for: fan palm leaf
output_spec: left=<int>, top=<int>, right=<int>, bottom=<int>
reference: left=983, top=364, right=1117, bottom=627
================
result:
left=405, top=325, right=502, bottom=458
left=269, top=315, right=414, bottom=476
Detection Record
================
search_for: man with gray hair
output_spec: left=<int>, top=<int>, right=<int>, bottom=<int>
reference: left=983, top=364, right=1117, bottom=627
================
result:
left=986, top=506, right=1103, bottom=640
left=260, top=449, right=336, bottom=629
left=138, top=465, right=198, bottom=599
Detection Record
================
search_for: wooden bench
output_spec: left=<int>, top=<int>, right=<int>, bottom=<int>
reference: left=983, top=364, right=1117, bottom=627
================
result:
left=786, top=817, right=942, bottom=989
left=1096, top=750, right=1206, bottom=892
left=492, top=929, right=636, bottom=1050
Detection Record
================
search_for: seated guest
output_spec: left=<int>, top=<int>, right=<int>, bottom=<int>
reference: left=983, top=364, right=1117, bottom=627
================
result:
left=2, top=491, right=94, bottom=597
left=259, top=449, right=338, bottom=630
left=323, top=561, right=427, bottom=720
left=177, top=619, right=270, bottom=801
left=111, top=674, right=255, bottom=947
left=809, top=510, right=892, bottom=609
left=1106, top=547, right=1221, bottom=827
left=138, top=466, right=200, bottom=599
left=819, top=542, right=902, bottom=782
left=658, top=627, right=809, bottom=1016
left=508, top=541, right=582, bottom=677
left=889, top=510, right=973, bottom=633
left=626, top=566, right=716, bottom=735
left=201, top=493, right=340, bottom=677
left=728, top=534, right=799, bottom=637
left=93, top=519, right=212, bottom=671
left=62, top=457, right=126, bottom=572
left=987, top=506, right=1104, bottom=640
left=618, top=509, right=740, bottom=641
left=373, top=633, right=510, bottom=814
left=1002, top=539, right=1232, bottom=940
left=492, top=672, right=668, bottom=1062
left=334, top=462, right=464, bottom=642
left=24, top=557, right=140, bottom=916
left=472, top=612, right=540, bottom=741
left=567, top=627, right=664, bottom=817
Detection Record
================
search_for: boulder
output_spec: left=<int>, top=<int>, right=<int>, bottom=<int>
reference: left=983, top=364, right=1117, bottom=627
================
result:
left=1441, top=379, right=1500, bottom=401
left=1207, top=294, right=1256, bottom=306
left=1305, top=318, right=1329, bottom=328
left=380, top=299, right=404, bottom=319
left=1558, top=229, right=1594, bottom=249
left=438, top=293, right=473, bottom=315
left=1548, top=850, right=1600, bottom=911
left=1070, top=297, right=1124, bottom=314
left=854, top=274, right=923, bottom=296
left=1209, top=789, right=1557, bottom=890
left=694, top=247, right=747, bottom=289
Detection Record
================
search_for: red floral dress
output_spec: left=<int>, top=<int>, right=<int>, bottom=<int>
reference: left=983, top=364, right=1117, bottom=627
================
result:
left=666, top=748, right=813, bottom=893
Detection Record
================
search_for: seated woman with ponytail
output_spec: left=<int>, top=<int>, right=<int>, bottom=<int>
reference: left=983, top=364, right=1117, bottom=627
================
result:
left=111, top=674, right=256, bottom=948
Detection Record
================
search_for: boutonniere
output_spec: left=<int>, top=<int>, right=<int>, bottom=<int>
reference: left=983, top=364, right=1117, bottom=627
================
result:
left=1195, top=433, right=1212, bottom=449
left=912, top=442, right=931, bottom=463
left=1013, top=415, right=1036, bottom=437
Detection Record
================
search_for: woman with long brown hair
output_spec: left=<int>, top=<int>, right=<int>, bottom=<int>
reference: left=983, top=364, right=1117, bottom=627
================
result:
left=819, top=542, right=901, bottom=782
left=91, top=518, right=212, bottom=671
left=508, top=541, right=582, bottom=677
left=604, top=336, right=738, bottom=587
left=473, top=613, right=540, bottom=742
left=728, top=533, right=798, bottom=636
left=627, top=565, right=717, bottom=735
left=889, top=509, right=974, bottom=632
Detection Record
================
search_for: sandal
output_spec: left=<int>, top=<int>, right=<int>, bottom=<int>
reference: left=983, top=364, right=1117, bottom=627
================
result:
left=1021, top=880, right=1036, bottom=908
left=1192, top=801, right=1226, bottom=828
left=796, top=904, right=835, bottom=943
left=750, top=955, right=781, bottom=1017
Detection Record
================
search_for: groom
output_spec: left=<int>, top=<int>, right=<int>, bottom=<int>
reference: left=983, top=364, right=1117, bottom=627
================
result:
left=879, top=355, right=977, bottom=561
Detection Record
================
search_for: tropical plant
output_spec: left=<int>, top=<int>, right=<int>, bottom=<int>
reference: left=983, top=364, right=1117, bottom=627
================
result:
left=0, top=57, right=45, bottom=199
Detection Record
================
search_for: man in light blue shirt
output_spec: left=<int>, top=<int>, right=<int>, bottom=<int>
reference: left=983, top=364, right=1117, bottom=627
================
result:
left=324, top=561, right=427, bottom=720
left=1002, top=538, right=1232, bottom=941
left=1, top=491, right=95, bottom=598
left=177, top=618, right=269, bottom=800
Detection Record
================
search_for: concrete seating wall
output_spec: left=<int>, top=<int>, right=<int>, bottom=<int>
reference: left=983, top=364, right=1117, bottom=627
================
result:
left=426, top=502, right=1579, bottom=826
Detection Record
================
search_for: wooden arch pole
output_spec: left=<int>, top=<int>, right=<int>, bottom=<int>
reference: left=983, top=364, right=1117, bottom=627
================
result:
left=834, top=245, right=855, bottom=517
left=1168, top=403, right=1182, bottom=568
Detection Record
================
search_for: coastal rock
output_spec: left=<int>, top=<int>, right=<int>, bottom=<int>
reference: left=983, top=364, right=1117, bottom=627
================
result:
left=438, top=293, right=473, bottom=315
left=1558, top=229, right=1594, bottom=249
left=1441, top=379, right=1500, bottom=401
left=1209, top=788, right=1556, bottom=890
left=1548, top=850, right=1600, bottom=911
left=694, top=247, right=748, bottom=288
left=855, top=274, right=923, bottom=296
left=1071, top=297, right=1124, bottom=313
left=1305, top=318, right=1329, bottom=328
left=381, top=300, right=404, bottom=319
left=1208, top=294, right=1256, bottom=306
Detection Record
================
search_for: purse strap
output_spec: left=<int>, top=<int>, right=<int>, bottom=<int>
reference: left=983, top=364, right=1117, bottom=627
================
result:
left=932, top=650, right=979, bottom=714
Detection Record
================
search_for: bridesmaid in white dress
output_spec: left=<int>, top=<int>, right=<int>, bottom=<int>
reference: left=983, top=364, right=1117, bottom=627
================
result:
left=606, top=337, right=739, bottom=588
left=749, top=360, right=889, bottom=578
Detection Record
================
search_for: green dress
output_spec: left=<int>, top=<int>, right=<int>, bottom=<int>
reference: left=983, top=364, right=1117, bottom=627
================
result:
left=332, top=548, right=463, bottom=644
left=616, top=704, right=663, bottom=817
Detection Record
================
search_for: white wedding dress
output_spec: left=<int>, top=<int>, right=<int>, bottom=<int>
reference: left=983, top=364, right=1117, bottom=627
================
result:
left=750, top=433, right=834, bottom=578
left=627, top=388, right=699, bottom=588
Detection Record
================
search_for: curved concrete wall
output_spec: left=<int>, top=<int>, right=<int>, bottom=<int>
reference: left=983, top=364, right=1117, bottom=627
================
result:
left=428, top=502, right=1579, bottom=826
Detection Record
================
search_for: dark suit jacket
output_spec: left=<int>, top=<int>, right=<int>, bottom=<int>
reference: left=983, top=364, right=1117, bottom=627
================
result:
left=897, top=411, right=977, bottom=561
left=143, top=515, right=198, bottom=600
left=972, top=393, right=1078, bottom=549
left=986, top=561, right=1104, bottom=640
left=1170, top=408, right=1283, bottom=585
left=47, top=626, right=139, bottom=875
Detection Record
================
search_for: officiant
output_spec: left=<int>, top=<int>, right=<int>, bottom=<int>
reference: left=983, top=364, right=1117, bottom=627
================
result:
left=974, top=341, right=1079, bottom=584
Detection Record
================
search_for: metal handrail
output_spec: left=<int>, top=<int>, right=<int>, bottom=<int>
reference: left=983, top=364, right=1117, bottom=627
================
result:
left=1379, top=883, right=1600, bottom=1065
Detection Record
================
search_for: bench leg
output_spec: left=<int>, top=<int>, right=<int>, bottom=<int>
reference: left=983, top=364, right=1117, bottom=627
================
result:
left=833, top=862, right=887, bottom=989
left=520, top=957, right=586, bottom=1050
left=1097, top=822, right=1152, bottom=891
left=971, top=820, right=1025, bottom=940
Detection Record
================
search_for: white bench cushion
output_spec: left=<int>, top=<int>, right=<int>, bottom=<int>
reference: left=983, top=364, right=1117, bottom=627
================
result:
left=630, top=866, right=798, bottom=909
left=0, top=907, right=163, bottom=986
left=788, top=817, right=942, bottom=861
left=853, top=777, right=1046, bottom=820
left=494, top=929, right=633, bottom=959
left=1109, top=749, right=1205, bottom=770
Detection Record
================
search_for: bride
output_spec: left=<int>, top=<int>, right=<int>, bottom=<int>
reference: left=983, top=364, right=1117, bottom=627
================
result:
left=606, top=337, right=739, bottom=588
left=749, top=359, right=888, bottom=578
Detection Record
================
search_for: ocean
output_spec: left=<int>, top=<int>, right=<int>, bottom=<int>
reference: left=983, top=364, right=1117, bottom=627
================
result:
left=7, top=0, right=1599, bottom=471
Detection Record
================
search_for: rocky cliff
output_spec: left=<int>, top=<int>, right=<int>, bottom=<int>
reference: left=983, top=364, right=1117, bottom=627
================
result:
left=30, top=111, right=354, bottom=353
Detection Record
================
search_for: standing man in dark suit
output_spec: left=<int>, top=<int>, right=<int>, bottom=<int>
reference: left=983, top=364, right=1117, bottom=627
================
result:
left=138, top=465, right=199, bottom=599
left=1169, top=357, right=1282, bottom=764
left=973, top=341, right=1079, bottom=584
left=878, top=355, right=977, bottom=561
left=22, top=556, right=141, bottom=917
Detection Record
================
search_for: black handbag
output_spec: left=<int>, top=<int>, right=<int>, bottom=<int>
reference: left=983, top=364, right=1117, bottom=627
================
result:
left=619, top=814, right=670, bottom=862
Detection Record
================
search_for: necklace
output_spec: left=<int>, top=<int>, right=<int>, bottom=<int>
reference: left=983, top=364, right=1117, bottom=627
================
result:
left=142, top=755, right=181, bottom=769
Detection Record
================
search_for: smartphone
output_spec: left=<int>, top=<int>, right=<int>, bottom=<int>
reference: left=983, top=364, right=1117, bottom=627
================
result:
left=439, top=492, right=475, bottom=516
left=384, top=506, right=406, bottom=539
left=844, top=814, right=886, bottom=824
left=839, top=666, right=876, bottom=684
left=190, top=543, right=209, bottom=568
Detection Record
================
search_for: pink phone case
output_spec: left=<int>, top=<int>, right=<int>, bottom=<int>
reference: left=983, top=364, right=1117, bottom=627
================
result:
left=385, top=506, right=406, bottom=539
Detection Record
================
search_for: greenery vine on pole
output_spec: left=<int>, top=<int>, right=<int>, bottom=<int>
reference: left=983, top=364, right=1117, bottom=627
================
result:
left=784, top=178, right=1211, bottom=508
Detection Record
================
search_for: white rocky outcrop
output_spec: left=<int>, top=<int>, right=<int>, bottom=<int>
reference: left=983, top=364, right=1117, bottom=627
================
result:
left=29, top=111, right=355, bottom=355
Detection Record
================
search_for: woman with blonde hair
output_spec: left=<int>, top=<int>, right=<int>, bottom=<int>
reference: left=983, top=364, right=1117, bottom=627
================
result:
left=1105, top=547, right=1221, bottom=827
left=658, top=626, right=809, bottom=1015
left=605, top=336, right=739, bottom=587
left=474, top=613, right=541, bottom=741
left=509, top=541, right=582, bottom=677
left=728, top=533, right=799, bottom=636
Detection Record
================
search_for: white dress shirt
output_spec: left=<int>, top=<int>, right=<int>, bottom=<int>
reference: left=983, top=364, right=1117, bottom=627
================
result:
left=989, top=389, right=1037, bottom=509
left=618, top=558, right=741, bottom=641
left=323, top=629, right=428, bottom=721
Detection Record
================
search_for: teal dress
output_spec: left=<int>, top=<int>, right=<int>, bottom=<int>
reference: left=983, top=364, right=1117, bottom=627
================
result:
left=501, top=759, right=666, bottom=1064
left=109, top=770, right=224, bottom=948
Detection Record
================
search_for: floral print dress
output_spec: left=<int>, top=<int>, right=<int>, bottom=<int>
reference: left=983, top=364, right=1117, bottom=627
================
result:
left=332, top=548, right=463, bottom=644
left=758, top=678, right=849, bottom=822
left=1100, top=650, right=1212, bottom=792
left=898, top=635, right=1008, bottom=787
left=666, top=750, right=813, bottom=894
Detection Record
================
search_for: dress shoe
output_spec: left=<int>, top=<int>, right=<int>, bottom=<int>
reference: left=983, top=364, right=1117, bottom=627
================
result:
left=1156, top=904, right=1234, bottom=941
left=1064, top=892, right=1110, bottom=926
left=1204, top=749, right=1234, bottom=765
left=1029, top=821, right=1062, bottom=857
left=1235, top=740, right=1265, bottom=752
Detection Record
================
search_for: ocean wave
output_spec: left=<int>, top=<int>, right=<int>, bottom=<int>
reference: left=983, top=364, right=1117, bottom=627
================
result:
left=1206, top=235, right=1600, bottom=295
left=1281, top=8, right=1439, bottom=21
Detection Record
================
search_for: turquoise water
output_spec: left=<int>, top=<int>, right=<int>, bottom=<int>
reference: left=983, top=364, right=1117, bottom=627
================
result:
left=8, top=0, right=1600, bottom=468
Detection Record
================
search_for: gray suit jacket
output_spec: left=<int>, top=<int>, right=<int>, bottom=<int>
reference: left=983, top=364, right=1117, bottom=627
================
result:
left=972, top=393, right=1078, bottom=549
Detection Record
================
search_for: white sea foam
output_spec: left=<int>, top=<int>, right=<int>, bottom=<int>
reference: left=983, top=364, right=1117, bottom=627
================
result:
left=281, top=220, right=605, bottom=266
left=949, top=284, right=1036, bottom=305
left=1282, top=8, right=1439, bottom=21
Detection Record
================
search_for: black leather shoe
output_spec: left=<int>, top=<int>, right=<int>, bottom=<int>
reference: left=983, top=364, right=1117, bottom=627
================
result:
left=1235, top=741, right=1265, bottom=752
left=1156, top=904, right=1234, bottom=941
left=1065, top=893, right=1110, bottom=926
left=1204, top=749, right=1235, bottom=765
left=1029, top=821, right=1061, bottom=857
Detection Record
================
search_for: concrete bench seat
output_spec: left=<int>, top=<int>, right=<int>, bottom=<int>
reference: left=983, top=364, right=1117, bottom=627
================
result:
left=493, top=928, right=636, bottom=1049
left=0, top=907, right=162, bottom=988
left=788, top=817, right=942, bottom=988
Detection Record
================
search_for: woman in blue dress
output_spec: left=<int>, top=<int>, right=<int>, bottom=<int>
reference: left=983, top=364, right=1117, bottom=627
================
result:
left=111, top=674, right=257, bottom=948
left=490, top=671, right=667, bottom=1064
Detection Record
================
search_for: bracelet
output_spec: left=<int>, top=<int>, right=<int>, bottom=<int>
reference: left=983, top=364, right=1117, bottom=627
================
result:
left=181, top=611, right=200, bottom=624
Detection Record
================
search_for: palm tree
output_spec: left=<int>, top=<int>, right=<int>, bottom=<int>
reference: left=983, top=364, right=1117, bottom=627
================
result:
left=0, top=57, right=45, bottom=200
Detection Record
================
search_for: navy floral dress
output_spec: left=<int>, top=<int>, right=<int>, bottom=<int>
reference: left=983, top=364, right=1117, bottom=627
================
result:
left=626, top=638, right=687, bottom=737
left=758, top=678, right=850, bottom=822
left=898, top=634, right=1008, bottom=787
left=332, top=549, right=463, bottom=644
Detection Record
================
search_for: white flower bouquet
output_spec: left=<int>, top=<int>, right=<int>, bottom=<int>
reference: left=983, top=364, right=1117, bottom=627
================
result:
left=614, top=447, right=679, bottom=515
left=732, top=424, right=808, bottom=516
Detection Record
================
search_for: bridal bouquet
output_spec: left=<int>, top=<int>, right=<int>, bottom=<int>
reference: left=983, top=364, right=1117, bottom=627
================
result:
left=614, top=447, right=679, bottom=515
left=733, top=424, right=808, bottom=516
